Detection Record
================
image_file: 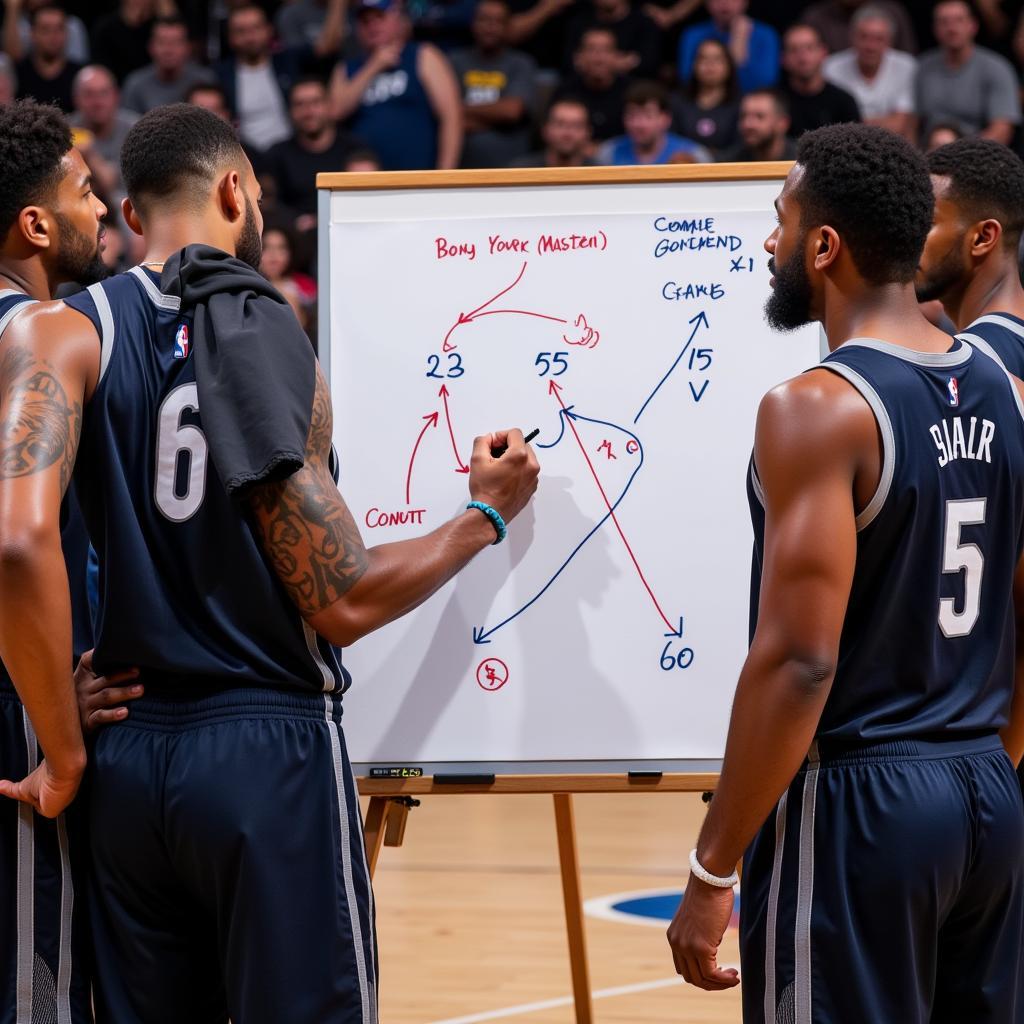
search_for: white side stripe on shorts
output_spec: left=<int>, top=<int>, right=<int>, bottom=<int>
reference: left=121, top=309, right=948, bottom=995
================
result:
left=763, top=791, right=788, bottom=1023
left=794, top=745, right=821, bottom=1024
left=16, top=710, right=37, bottom=1024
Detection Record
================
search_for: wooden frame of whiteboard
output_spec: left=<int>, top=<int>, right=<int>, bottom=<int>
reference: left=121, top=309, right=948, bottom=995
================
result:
left=318, top=164, right=785, bottom=1022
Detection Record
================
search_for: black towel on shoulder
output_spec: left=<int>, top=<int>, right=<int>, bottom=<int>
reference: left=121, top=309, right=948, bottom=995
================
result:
left=161, top=244, right=316, bottom=497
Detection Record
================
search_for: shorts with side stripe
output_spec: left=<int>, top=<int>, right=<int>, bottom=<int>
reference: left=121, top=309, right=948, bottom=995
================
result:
left=740, top=735, right=1024, bottom=1024
left=0, top=687, right=93, bottom=1024
left=86, top=686, right=378, bottom=1024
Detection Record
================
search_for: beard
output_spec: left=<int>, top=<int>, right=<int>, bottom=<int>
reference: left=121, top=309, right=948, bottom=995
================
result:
left=764, top=245, right=814, bottom=332
left=53, top=212, right=108, bottom=286
left=915, top=241, right=964, bottom=304
left=236, top=196, right=263, bottom=271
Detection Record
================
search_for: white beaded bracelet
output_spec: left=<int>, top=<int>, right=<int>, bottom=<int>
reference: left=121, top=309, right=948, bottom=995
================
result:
left=689, top=848, right=739, bottom=888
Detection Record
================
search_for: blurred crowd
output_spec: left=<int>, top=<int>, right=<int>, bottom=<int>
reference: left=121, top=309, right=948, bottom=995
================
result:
left=4, top=0, right=1024, bottom=338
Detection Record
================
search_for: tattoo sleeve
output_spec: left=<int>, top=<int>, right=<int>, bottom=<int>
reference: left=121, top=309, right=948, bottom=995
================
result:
left=0, top=344, right=82, bottom=494
left=247, top=368, right=369, bottom=616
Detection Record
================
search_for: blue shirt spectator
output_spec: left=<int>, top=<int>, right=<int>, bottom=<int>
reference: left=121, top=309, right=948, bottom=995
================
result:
left=599, top=81, right=712, bottom=164
left=679, top=0, right=780, bottom=94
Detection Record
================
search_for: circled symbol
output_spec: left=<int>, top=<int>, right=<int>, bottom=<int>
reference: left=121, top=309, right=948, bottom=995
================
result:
left=476, top=658, right=509, bottom=692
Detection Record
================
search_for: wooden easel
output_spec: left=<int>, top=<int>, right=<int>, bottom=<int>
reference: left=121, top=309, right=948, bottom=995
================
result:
left=360, top=773, right=718, bottom=1024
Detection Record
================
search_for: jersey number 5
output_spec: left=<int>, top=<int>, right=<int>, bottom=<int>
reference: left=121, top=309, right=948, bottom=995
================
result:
left=155, top=383, right=208, bottom=522
left=938, top=497, right=986, bottom=639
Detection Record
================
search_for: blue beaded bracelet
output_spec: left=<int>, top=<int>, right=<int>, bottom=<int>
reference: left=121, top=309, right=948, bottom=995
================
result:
left=467, top=501, right=507, bottom=544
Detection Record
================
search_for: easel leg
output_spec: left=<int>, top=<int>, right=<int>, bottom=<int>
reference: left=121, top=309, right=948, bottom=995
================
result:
left=553, top=794, right=594, bottom=1024
left=363, top=796, right=390, bottom=880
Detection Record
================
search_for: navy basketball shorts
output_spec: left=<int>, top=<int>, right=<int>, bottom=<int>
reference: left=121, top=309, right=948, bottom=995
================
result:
left=0, top=687, right=93, bottom=1024
left=86, top=687, right=378, bottom=1024
left=740, top=735, right=1024, bottom=1024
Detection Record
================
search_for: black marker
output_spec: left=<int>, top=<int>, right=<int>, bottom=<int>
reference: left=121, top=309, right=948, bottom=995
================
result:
left=492, top=428, right=539, bottom=457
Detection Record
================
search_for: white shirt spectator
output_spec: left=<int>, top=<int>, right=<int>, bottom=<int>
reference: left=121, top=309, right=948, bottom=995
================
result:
left=236, top=62, right=291, bottom=151
left=823, top=47, right=915, bottom=120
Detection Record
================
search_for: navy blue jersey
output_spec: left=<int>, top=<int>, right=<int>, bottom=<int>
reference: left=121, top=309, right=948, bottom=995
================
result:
left=65, top=267, right=348, bottom=693
left=749, top=337, right=1024, bottom=743
left=960, top=312, right=1024, bottom=379
left=0, top=290, right=93, bottom=693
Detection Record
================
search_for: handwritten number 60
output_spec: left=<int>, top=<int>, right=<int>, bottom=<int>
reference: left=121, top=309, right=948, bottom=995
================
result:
left=660, top=642, right=694, bottom=671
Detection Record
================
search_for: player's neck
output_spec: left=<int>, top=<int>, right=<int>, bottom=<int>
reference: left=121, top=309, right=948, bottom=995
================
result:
left=0, top=259, right=54, bottom=302
left=139, top=215, right=239, bottom=268
left=950, top=261, right=1024, bottom=330
left=823, top=283, right=945, bottom=352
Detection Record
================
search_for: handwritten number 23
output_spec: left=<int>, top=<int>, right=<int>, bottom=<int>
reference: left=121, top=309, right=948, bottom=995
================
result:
left=426, top=353, right=465, bottom=379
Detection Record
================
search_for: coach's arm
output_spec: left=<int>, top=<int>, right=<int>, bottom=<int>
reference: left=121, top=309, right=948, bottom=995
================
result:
left=246, top=366, right=538, bottom=648
left=666, top=369, right=868, bottom=990
left=0, top=302, right=100, bottom=816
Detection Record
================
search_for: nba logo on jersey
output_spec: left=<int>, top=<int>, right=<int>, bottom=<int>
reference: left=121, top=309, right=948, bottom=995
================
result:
left=173, top=323, right=190, bottom=360
left=947, top=377, right=959, bottom=407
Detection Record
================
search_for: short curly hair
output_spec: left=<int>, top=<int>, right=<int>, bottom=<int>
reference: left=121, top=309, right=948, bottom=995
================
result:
left=794, top=124, right=933, bottom=285
left=121, top=103, right=247, bottom=211
left=0, top=99, right=71, bottom=242
left=927, top=138, right=1024, bottom=250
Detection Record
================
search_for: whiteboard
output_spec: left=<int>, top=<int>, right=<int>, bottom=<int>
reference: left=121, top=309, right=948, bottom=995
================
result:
left=318, top=167, right=819, bottom=775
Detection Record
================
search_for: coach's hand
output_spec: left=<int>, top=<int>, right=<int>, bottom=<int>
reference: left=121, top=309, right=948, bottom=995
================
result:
left=75, top=650, right=142, bottom=733
left=469, top=429, right=540, bottom=525
left=0, top=759, right=82, bottom=818
left=666, top=875, right=740, bottom=991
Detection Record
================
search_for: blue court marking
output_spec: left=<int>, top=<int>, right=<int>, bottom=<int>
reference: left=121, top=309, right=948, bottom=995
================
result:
left=584, top=887, right=741, bottom=930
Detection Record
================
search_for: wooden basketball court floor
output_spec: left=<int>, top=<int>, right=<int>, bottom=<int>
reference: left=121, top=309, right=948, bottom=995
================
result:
left=363, top=791, right=742, bottom=1023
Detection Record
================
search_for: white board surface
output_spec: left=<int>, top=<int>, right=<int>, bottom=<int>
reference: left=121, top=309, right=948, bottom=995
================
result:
left=320, top=172, right=819, bottom=774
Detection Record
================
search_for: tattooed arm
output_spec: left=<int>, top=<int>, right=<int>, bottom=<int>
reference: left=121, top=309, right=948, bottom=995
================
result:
left=247, top=366, right=540, bottom=646
left=0, top=304, right=100, bottom=816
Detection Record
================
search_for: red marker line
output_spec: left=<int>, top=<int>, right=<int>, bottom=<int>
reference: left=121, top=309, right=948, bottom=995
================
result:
left=439, top=385, right=470, bottom=473
left=473, top=309, right=568, bottom=324
left=406, top=412, right=439, bottom=505
left=549, top=381, right=676, bottom=634
left=443, top=262, right=529, bottom=351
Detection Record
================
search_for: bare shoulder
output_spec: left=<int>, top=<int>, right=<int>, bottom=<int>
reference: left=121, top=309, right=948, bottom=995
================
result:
left=755, top=368, right=879, bottom=481
left=0, top=300, right=102, bottom=399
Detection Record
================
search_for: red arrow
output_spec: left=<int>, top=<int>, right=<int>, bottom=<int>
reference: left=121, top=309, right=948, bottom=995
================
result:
left=405, top=411, right=439, bottom=505
left=472, top=309, right=568, bottom=325
left=550, top=380, right=677, bottom=634
left=439, top=385, right=470, bottom=473
left=443, top=262, right=529, bottom=352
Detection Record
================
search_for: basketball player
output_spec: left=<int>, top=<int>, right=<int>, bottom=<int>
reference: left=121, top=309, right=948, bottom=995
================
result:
left=916, top=138, right=1024, bottom=376
left=0, top=99, right=137, bottom=1024
left=667, top=124, right=1024, bottom=1022
left=0, top=103, right=539, bottom=1024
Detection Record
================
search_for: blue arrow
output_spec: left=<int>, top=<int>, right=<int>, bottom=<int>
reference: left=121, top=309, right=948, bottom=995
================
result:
left=473, top=410, right=645, bottom=644
left=664, top=615, right=684, bottom=638
left=634, top=310, right=709, bottom=424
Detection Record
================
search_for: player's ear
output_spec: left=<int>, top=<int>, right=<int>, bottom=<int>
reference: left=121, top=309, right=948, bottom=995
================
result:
left=970, top=218, right=1002, bottom=258
left=121, top=197, right=144, bottom=237
left=216, top=169, right=244, bottom=223
left=15, top=205, right=52, bottom=253
left=812, top=225, right=839, bottom=271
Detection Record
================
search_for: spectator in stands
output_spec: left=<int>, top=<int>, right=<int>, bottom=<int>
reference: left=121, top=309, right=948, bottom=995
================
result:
left=552, top=27, right=628, bottom=141
left=678, top=0, right=780, bottom=94
left=673, top=36, right=739, bottom=155
left=801, top=0, right=916, bottom=54
left=185, top=79, right=267, bottom=169
left=261, top=226, right=314, bottom=330
left=513, top=97, right=596, bottom=166
left=264, top=77, right=362, bottom=229
left=781, top=22, right=859, bottom=136
left=451, top=0, right=535, bottom=168
left=506, top=0, right=575, bottom=73
left=70, top=65, right=138, bottom=199
left=0, top=54, right=15, bottom=104
left=823, top=4, right=914, bottom=139
left=330, top=0, right=462, bottom=169
left=600, top=80, right=711, bottom=164
left=564, top=0, right=660, bottom=79
left=91, top=0, right=170, bottom=83
left=720, top=87, right=796, bottom=160
left=3, top=0, right=88, bottom=64
left=924, top=121, right=962, bottom=153
left=121, top=17, right=214, bottom=112
left=216, top=4, right=306, bottom=153
left=343, top=147, right=382, bottom=169
left=916, top=1, right=1020, bottom=147
left=14, top=5, right=80, bottom=110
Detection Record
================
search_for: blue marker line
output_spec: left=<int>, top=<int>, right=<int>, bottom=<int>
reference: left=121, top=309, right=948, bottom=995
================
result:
left=634, top=310, right=709, bottom=424
left=473, top=411, right=644, bottom=644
